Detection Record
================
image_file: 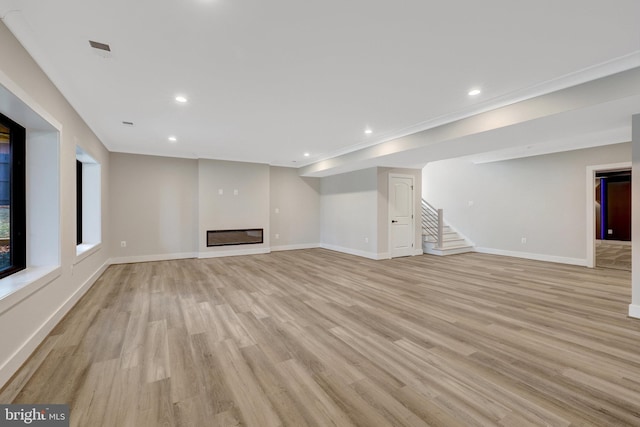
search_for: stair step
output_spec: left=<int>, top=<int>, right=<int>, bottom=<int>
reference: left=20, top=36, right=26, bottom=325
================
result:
left=424, top=234, right=463, bottom=243
left=421, top=214, right=473, bottom=256
left=441, top=238, right=466, bottom=248
left=423, top=231, right=459, bottom=242
left=422, top=244, right=474, bottom=256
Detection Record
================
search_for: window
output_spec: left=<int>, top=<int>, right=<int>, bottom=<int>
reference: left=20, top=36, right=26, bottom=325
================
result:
left=76, top=159, right=82, bottom=245
left=0, top=113, right=26, bottom=279
left=0, top=74, right=60, bottom=309
left=76, top=146, right=101, bottom=255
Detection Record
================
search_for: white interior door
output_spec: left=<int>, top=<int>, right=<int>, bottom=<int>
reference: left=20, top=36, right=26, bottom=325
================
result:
left=389, top=174, right=414, bottom=258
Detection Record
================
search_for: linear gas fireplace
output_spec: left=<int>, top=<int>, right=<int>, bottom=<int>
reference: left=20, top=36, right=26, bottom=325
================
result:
left=206, top=228, right=264, bottom=247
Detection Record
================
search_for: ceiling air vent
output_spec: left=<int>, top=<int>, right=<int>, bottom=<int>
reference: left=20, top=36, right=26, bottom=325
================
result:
left=89, top=40, right=113, bottom=58
left=89, top=40, right=111, bottom=51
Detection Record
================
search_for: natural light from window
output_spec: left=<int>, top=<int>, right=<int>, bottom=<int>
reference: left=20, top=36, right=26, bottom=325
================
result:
left=0, top=123, right=9, bottom=271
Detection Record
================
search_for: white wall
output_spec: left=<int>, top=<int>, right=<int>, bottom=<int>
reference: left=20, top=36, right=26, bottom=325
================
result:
left=423, top=143, right=631, bottom=265
left=0, top=22, right=110, bottom=386
left=320, top=167, right=422, bottom=259
left=109, top=157, right=325, bottom=262
left=631, top=115, right=640, bottom=318
left=321, top=168, right=379, bottom=259
left=198, top=159, right=270, bottom=257
left=270, top=166, right=320, bottom=250
left=110, top=153, right=198, bottom=263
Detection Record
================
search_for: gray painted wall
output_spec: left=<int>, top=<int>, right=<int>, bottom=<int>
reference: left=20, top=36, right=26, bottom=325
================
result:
left=321, top=167, right=422, bottom=259
left=423, top=143, right=631, bottom=263
left=110, top=159, right=322, bottom=260
left=109, top=159, right=421, bottom=261
left=0, top=22, right=110, bottom=385
left=270, top=166, right=320, bottom=249
left=198, top=159, right=270, bottom=255
left=110, top=153, right=198, bottom=260
left=320, top=168, right=379, bottom=258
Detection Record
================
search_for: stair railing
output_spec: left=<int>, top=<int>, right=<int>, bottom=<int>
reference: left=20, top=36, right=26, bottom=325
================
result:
left=421, top=199, right=444, bottom=249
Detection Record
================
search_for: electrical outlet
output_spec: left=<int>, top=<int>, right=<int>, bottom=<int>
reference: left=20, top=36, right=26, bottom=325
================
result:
left=218, top=188, right=223, bottom=195
left=121, top=241, right=127, bottom=247
left=275, top=233, right=280, bottom=239
left=521, top=237, right=527, bottom=244
left=275, top=208, right=280, bottom=214
left=234, top=189, right=238, bottom=196
left=365, top=237, right=369, bottom=243
left=608, top=229, right=613, bottom=235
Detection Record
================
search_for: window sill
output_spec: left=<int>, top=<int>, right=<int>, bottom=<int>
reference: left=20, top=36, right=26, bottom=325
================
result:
left=75, top=242, right=101, bottom=264
left=0, top=265, right=61, bottom=315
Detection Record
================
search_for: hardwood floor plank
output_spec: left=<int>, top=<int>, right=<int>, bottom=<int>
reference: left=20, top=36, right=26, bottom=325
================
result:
left=143, top=319, right=171, bottom=383
left=215, top=339, right=282, bottom=427
left=136, top=378, right=175, bottom=427
left=95, top=366, right=143, bottom=427
left=394, top=385, right=468, bottom=427
left=240, top=344, right=309, bottom=427
left=351, top=377, right=430, bottom=427
left=69, top=358, right=119, bottom=427
left=12, top=345, right=91, bottom=404
left=276, top=358, right=355, bottom=427
left=0, top=336, right=58, bottom=403
left=167, top=327, right=200, bottom=403
left=2, top=249, right=640, bottom=426
left=188, top=332, right=236, bottom=415
left=313, top=371, right=395, bottom=427
left=214, top=304, right=256, bottom=348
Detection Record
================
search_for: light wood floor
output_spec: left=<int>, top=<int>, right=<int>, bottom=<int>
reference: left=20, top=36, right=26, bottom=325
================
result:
left=2, top=249, right=640, bottom=426
left=596, top=240, right=632, bottom=271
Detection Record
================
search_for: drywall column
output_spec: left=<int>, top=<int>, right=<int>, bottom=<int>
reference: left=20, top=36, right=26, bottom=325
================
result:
left=630, top=114, right=640, bottom=318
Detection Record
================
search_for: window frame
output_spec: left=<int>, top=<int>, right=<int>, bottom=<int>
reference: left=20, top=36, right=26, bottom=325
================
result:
left=75, top=146, right=101, bottom=260
left=76, top=159, right=83, bottom=245
left=0, top=112, right=26, bottom=280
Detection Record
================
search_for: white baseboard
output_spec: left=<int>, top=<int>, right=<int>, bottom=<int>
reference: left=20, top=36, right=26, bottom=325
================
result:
left=0, top=260, right=110, bottom=388
left=377, top=249, right=421, bottom=259
left=111, top=246, right=325, bottom=264
left=110, top=252, right=197, bottom=264
left=198, top=247, right=270, bottom=259
left=320, top=243, right=385, bottom=260
left=629, top=304, right=640, bottom=319
left=271, top=243, right=320, bottom=252
left=475, top=247, right=587, bottom=266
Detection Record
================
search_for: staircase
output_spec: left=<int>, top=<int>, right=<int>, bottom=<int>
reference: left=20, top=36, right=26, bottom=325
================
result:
left=421, top=199, right=474, bottom=256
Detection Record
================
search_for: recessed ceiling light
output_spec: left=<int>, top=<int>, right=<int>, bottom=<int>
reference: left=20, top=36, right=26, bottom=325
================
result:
left=168, top=136, right=177, bottom=142
left=175, top=95, right=187, bottom=103
left=304, top=152, right=310, bottom=157
left=468, top=89, right=481, bottom=96
left=364, top=129, right=373, bottom=135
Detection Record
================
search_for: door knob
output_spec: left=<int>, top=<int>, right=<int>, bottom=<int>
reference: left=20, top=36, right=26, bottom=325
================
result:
left=391, top=220, right=398, bottom=223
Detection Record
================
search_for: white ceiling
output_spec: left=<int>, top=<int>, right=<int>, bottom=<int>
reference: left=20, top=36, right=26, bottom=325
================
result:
left=1, top=0, right=639, bottom=171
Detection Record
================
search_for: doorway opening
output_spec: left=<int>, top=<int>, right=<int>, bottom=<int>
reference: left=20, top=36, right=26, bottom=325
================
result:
left=595, top=169, right=631, bottom=270
left=585, top=162, right=631, bottom=268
